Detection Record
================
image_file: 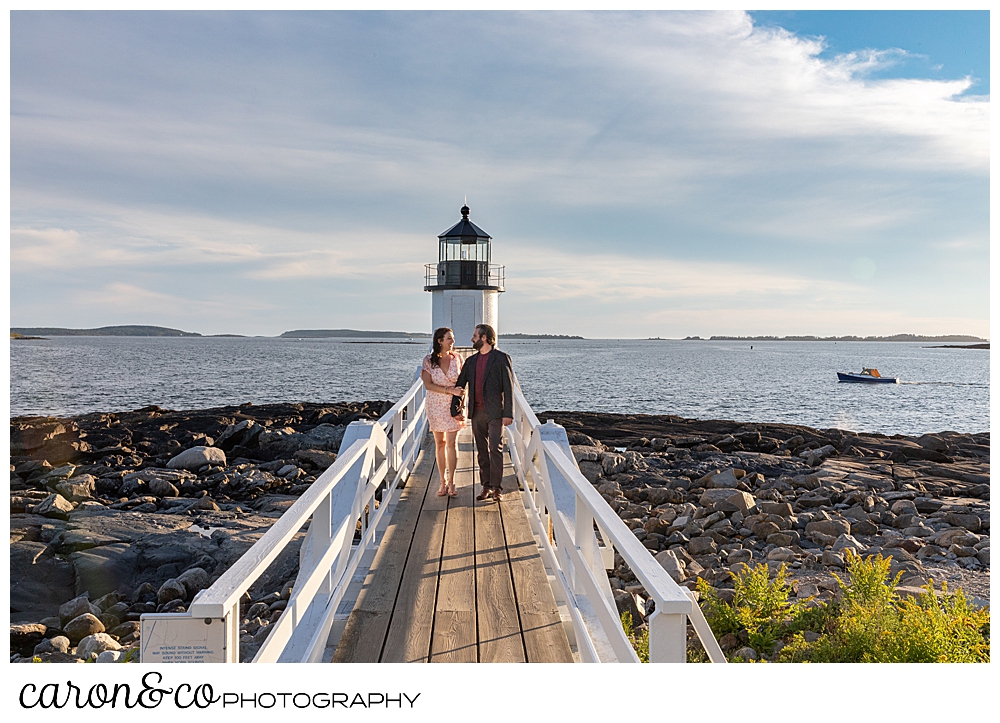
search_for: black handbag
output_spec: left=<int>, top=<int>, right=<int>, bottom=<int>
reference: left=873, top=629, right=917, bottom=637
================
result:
left=450, top=392, right=464, bottom=418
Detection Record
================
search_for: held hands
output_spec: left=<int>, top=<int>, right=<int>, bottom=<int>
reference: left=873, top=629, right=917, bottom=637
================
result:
left=450, top=386, right=464, bottom=397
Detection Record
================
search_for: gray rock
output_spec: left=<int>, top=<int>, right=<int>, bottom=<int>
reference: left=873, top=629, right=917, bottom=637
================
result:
left=891, top=499, right=918, bottom=516
left=851, top=519, right=879, bottom=536
left=93, top=591, right=125, bottom=612
left=832, top=534, right=865, bottom=553
left=96, top=650, right=124, bottom=663
left=727, top=549, right=753, bottom=564
left=59, top=594, right=101, bottom=625
left=580, top=461, right=603, bottom=483
left=613, top=590, right=644, bottom=625
left=821, top=550, right=845, bottom=567
left=708, top=469, right=743, bottom=489
left=34, top=635, right=70, bottom=655
left=76, top=632, right=122, bottom=660
left=10, top=623, right=48, bottom=655
left=795, top=582, right=819, bottom=599
left=767, top=547, right=796, bottom=562
left=688, top=537, right=717, bottom=556
left=33, top=493, right=75, bottom=519
left=571, top=445, right=601, bottom=463
left=734, top=646, right=758, bottom=661
left=654, top=549, right=686, bottom=583
left=176, top=567, right=212, bottom=597
left=944, top=513, right=982, bottom=533
left=63, top=613, right=105, bottom=643
left=602, top=453, right=626, bottom=476
left=157, top=578, right=189, bottom=605
left=292, top=449, right=338, bottom=470
left=976, top=547, right=990, bottom=566
left=167, top=446, right=227, bottom=471
left=806, top=519, right=851, bottom=538
left=191, top=496, right=220, bottom=511
left=916, top=434, right=949, bottom=452
left=725, top=491, right=757, bottom=514
left=752, top=521, right=781, bottom=539
left=55, top=474, right=96, bottom=502
left=759, top=501, right=794, bottom=517
left=149, top=478, right=181, bottom=498
left=766, top=532, right=798, bottom=547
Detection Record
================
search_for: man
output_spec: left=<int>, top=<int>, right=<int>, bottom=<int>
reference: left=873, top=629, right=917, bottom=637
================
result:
left=455, top=323, right=514, bottom=502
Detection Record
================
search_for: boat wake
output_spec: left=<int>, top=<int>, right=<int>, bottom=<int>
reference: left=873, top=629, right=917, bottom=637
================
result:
left=899, top=381, right=988, bottom=387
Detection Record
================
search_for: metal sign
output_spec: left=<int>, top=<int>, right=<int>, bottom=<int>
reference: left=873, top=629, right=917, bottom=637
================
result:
left=140, top=613, right=226, bottom=663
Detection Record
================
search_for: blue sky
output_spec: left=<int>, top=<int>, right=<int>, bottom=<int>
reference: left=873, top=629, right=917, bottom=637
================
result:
left=9, top=11, right=989, bottom=338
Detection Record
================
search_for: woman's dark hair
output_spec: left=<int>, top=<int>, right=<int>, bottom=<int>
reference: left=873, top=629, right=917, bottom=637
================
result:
left=431, top=327, right=453, bottom=367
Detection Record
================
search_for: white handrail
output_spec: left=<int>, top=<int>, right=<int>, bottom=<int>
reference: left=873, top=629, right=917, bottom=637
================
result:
left=151, top=372, right=429, bottom=663
left=505, top=381, right=726, bottom=663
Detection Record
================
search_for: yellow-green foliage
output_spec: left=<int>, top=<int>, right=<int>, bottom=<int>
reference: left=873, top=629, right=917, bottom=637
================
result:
left=699, top=552, right=989, bottom=663
left=620, top=611, right=649, bottom=663
left=780, top=551, right=990, bottom=663
left=698, top=562, right=805, bottom=655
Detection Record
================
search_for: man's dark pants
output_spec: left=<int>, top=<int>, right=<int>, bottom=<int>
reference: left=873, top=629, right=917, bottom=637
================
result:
left=471, top=409, right=504, bottom=492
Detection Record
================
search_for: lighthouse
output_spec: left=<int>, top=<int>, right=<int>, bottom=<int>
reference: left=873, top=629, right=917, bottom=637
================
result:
left=425, top=204, right=504, bottom=349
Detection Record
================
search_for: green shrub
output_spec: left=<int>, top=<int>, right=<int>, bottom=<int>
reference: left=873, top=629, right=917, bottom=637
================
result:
left=621, top=611, right=649, bottom=663
left=777, top=551, right=989, bottom=663
left=696, top=552, right=989, bottom=663
left=698, top=562, right=803, bottom=656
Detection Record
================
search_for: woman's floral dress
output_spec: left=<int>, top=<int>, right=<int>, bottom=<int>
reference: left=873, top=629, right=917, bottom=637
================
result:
left=422, top=353, right=465, bottom=432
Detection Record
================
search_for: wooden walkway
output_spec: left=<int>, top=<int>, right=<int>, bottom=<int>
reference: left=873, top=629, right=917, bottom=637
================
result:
left=332, top=428, right=574, bottom=663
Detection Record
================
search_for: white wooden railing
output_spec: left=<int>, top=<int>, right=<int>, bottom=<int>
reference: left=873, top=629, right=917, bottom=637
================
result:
left=142, top=372, right=428, bottom=663
left=505, top=382, right=726, bottom=663
left=141, top=367, right=723, bottom=663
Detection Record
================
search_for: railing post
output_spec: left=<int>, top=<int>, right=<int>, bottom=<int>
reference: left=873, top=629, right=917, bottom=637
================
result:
left=647, top=609, right=687, bottom=663
left=574, top=493, right=595, bottom=595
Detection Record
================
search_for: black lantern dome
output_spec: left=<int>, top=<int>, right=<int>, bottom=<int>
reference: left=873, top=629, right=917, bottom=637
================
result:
left=425, top=205, right=504, bottom=291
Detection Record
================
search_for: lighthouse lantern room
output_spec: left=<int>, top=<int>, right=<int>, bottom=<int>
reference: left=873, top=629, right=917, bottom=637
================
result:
left=425, top=204, right=504, bottom=348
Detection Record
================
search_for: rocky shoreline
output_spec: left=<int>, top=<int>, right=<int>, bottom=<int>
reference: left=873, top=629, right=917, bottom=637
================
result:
left=545, top=410, right=990, bottom=660
left=10, top=403, right=990, bottom=663
left=10, top=400, right=390, bottom=662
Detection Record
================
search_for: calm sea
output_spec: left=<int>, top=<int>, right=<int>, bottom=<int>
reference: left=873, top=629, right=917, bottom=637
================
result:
left=8, top=337, right=990, bottom=436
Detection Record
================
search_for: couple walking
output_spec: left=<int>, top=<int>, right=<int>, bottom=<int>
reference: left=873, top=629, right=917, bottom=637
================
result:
left=420, top=323, right=514, bottom=502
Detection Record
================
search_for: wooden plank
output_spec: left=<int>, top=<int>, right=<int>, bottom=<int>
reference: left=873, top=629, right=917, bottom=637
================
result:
left=430, top=433, right=478, bottom=662
left=332, top=437, right=436, bottom=662
left=500, top=468, right=574, bottom=663
left=475, top=459, right=526, bottom=663
left=379, top=441, right=450, bottom=663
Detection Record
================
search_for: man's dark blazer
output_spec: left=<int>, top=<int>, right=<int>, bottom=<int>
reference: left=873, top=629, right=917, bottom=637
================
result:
left=456, top=348, right=514, bottom=419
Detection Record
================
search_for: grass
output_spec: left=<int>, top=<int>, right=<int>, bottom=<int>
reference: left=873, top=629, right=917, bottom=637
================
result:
left=697, top=551, right=990, bottom=663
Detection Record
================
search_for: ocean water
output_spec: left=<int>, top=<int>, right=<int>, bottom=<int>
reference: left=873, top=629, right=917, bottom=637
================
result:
left=9, top=337, right=990, bottom=436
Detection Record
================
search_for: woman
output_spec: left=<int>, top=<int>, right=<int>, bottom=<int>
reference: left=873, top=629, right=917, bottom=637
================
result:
left=421, top=327, right=465, bottom=497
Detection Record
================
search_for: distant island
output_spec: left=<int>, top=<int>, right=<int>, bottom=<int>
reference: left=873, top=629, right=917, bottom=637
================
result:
left=280, top=329, right=431, bottom=339
left=503, top=333, right=585, bottom=340
left=927, top=343, right=990, bottom=350
left=11, top=325, right=201, bottom=337
left=685, top=334, right=987, bottom=343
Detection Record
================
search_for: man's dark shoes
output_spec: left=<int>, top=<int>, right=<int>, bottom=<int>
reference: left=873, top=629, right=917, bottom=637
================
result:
left=491, top=489, right=502, bottom=502
left=476, top=488, right=491, bottom=501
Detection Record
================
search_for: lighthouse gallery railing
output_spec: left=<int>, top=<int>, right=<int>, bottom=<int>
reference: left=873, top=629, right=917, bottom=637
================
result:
left=143, top=370, right=723, bottom=663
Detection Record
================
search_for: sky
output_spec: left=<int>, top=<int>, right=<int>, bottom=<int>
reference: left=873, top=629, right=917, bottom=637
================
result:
left=9, top=10, right=990, bottom=338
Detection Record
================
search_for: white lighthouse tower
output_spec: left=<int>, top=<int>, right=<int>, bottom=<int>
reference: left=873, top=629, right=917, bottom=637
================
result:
left=425, top=204, right=505, bottom=349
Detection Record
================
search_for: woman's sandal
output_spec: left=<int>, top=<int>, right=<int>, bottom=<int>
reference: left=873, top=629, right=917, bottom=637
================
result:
left=447, top=481, right=458, bottom=497
left=436, top=482, right=449, bottom=497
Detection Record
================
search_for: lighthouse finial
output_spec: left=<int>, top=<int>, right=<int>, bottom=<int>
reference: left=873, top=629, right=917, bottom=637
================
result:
left=461, top=197, right=470, bottom=219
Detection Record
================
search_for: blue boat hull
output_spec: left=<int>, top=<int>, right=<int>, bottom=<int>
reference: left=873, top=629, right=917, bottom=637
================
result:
left=837, top=372, right=898, bottom=383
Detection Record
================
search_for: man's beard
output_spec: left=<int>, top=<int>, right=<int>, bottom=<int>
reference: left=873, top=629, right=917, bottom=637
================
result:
left=472, top=338, right=483, bottom=350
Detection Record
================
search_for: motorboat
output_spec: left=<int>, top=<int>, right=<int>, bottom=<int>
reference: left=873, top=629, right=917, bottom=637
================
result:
left=837, top=367, right=899, bottom=384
